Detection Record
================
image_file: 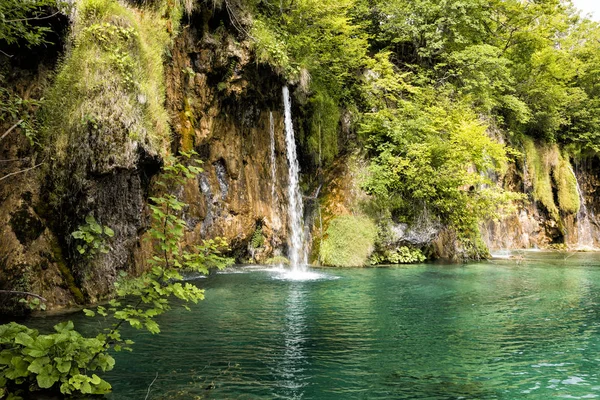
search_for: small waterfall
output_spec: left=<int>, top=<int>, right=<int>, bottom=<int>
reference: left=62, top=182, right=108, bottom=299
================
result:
left=570, top=166, right=595, bottom=250
left=269, top=112, right=277, bottom=204
left=282, top=86, right=307, bottom=270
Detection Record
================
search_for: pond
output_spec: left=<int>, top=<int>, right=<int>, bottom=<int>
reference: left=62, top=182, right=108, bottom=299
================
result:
left=27, top=251, right=600, bottom=399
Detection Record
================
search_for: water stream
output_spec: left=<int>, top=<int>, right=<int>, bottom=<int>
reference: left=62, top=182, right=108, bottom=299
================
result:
left=283, top=86, right=307, bottom=271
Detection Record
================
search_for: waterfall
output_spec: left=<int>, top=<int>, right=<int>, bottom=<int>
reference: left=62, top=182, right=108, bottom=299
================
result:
left=283, top=86, right=307, bottom=270
left=269, top=112, right=277, bottom=204
left=570, top=166, right=595, bottom=250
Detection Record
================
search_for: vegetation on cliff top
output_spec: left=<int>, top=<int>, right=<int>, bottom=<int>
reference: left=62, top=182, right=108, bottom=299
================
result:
left=244, top=0, right=600, bottom=252
left=44, top=0, right=178, bottom=162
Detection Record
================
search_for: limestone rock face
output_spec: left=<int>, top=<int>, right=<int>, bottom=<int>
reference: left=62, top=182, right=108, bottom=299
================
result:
left=0, top=49, right=82, bottom=313
left=160, top=9, right=290, bottom=263
left=482, top=156, right=600, bottom=251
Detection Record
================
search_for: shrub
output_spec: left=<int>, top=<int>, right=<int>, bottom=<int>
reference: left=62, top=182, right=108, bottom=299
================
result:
left=320, top=215, right=377, bottom=267
left=369, top=246, right=426, bottom=265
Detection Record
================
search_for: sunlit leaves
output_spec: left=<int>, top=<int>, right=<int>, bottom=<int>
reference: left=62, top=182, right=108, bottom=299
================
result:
left=0, top=322, right=114, bottom=396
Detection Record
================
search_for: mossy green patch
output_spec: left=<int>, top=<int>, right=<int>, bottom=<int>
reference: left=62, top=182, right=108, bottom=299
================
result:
left=523, top=137, right=559, bottom=220
left=320, top=215, right=377, bottom=267
left=523, top=138, right=580, bottom=218
left=265, top=256, right=290, bottom=265
left=43, top=0, right=181, bottom=162
left=50, top=238, right=85, bottom=304
left=553, top=155, right=580, bottom=215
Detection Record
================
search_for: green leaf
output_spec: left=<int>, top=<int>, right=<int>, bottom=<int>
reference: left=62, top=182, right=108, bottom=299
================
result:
left=54, top=321, right=74, bottom=333
left=14, top=332, right=34, bottom=347
left=57, top=360, right=71, bottom=374
left=104, top=226, right=115, bottom=237
left=90, top=374, right=102, bottom=385
left=83, top=309, right=95, bottom=317
left=27, top=356, right=50, bottom=374
left=37, top=371, right=60, bottom=389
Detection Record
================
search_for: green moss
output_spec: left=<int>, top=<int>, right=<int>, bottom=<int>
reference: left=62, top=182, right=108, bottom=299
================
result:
left=523, top=138, right=580, bottom=217
left=553, top=155, right=580, bottom=215
left=306, top=88, right=340, bottom=167
left=523, top=137, right=559, bottom=220
left=50, top=239, right=85, bottom=304
left=44, top=0, right=180, bottom=161
left=180, top=98, right=196, bottom=152
left=9, top=204, right=45, bottom=246
left=265, top=256, right=290, bottom=265
left=320, top=215, right=377, bottom=267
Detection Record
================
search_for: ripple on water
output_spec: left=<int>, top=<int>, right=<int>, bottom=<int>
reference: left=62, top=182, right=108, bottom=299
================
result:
left=30, top=253, right=600, bottom=400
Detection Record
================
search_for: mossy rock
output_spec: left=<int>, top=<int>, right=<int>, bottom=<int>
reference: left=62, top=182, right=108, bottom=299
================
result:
left=9, top=203, right=45, bottom=246
left=320, top=215, right=377, bottom=267
left=265, top=256, right=290, bottom=265
left=553, top=156, right=580, bottom=215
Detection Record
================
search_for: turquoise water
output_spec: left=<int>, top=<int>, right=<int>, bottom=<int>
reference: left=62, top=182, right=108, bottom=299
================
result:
left=28, top=252, right=600, bottom=398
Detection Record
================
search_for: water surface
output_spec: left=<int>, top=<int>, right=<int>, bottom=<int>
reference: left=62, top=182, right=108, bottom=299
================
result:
left=31, top=252, right=600, bottom=399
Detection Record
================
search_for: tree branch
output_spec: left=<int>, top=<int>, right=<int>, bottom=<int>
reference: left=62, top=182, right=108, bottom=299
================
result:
left=145, top=372, right=159, bottom=400
left=0, top=49, right=14, bottom=58
left=0, top=158, right=26, bottom=163
left=0, top=290, right=47, bottom=302
left=5, top=10, right=61, bottom=23
left=0, top=162, right=43, bottom=182
left=0, top=120, right=23, bottom=142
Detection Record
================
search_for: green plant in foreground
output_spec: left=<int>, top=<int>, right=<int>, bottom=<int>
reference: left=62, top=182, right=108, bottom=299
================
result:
left=0, top=151, right=232, bottom=398
left=0, top=321, right=113, bottom=397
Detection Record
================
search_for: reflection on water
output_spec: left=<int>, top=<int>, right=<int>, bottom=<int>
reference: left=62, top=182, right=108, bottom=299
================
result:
left=276, top=284, right=308, bottom=399
left=23, top=253, right=600, bottom=399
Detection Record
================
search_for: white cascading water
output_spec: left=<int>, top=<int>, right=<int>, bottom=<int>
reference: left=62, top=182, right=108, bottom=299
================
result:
left=282, top=86, right=308, bottom=270
left=570, top=166, right=595, bottom=249
left=269, top=112, right=277, bottom=204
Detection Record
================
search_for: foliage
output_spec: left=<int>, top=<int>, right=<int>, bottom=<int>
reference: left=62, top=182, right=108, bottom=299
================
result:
left=369, top=246, right=426, bottom=265
left=0, top=88, right=43, bottom=146
left=250, top=226, right=265, bottom=249
left=113, top=151, right=232, bottom=334
left=71, top=215, right=114, bottom=257
left=320, top=215, right=377, bottom=267
left=0, top=321, right=113, bottom=398
left=18, top=297, right=46, bottom=312
left=0, top=0, right=65, bottom=49
left=360, top=63, right=519, bottom=239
